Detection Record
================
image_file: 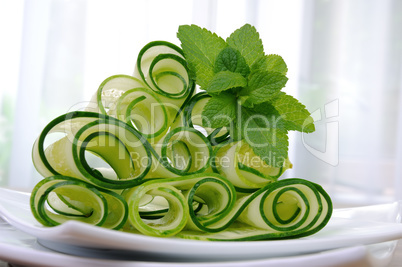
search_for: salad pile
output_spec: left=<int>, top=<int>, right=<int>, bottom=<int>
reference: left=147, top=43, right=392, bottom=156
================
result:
left=30, top=24, right=332, bottom=241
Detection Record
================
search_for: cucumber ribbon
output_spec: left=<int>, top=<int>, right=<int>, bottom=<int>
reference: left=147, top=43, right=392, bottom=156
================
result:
left=30, top=41, right=332, bottom=241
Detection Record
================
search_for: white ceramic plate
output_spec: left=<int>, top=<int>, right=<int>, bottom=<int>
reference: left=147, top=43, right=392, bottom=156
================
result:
left=1, top=216, right=398, bottom=267
left=0, top=187, right=402, bottom=263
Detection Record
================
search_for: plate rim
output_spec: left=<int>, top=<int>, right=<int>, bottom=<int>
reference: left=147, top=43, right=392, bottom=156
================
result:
left=1, top=187, right=402, bottom=261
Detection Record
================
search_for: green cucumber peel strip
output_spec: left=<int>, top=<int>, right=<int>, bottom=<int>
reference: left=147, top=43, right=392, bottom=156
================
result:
left=156, top=126, right=213, bottom=177
left=101, top=83, right=170, bottom=141
left=149, top=53, right=189, bottom=97
left=30, top=175, right=129, bottom=230
left=212, top=140, right=287, bottom=191
left=47, top=192, right=94, bottom=217
left=167, top=140, right=192, bottom=172
left=32, top=111, right=152, bottom=189
left=96, top=74, right=146, bottom=115
left=33, top=111, right=213, bottom=188
left=138, top=197, right=203, bottom=219
left=135, top=41, right=195, bottom=100
left=124, top=181, right=189, bottom=237
left=176, top=178, right=332, bottom=241
left=115, top=88, right=168, bottom=140
left=123, top=175, right=332, bottom=240
left=124, top=173, right=236, bottom=236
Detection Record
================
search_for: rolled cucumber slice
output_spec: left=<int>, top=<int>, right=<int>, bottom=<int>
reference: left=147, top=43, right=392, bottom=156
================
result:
left=32, top=111, right=152, bottom=189
left=123, top=173, right=236, bottom=237
left=95, top=74, right=146, bottom=115
left=114, top=87, right=169, bottom=142
left=212, top=140, right=292, bottom=191
left=149, top=127, right=213, bottom=178
left=176, top=178, right=332, bottom=241
left=30, top=176, right=128, bottom=229
left=134, top=41, right=195, bottom=119
left=123, top=175, right=331, bottom=240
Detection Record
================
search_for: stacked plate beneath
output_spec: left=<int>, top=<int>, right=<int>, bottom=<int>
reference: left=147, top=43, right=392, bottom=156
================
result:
left=0, top=188, right=401, bottom=267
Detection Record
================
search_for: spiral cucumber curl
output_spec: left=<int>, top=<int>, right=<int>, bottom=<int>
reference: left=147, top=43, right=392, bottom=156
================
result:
left=30, top=40, right=332, bottom=241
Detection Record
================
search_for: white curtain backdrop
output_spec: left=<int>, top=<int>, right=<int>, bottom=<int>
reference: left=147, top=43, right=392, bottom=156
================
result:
left=0, top=0, right=401, bottom=207
left=292, top=0, right=402, bottom=206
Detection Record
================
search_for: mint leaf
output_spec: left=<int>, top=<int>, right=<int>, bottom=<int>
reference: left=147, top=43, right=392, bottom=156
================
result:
left=177, top=23, right=314, bottom=168
left=214, top=47, right=250, bottom=77
left=177, top=25, right=227, bottom=89
left=226, top=24, right=264, bottom=67
left=251, top=54, right=288, bottom=75
left=271, top=93, right=315, bottom=133
left=240, top=70, right=288, bottom=106
left=206, top=71, right=247, bottom=94
left=239, top=105, right=288, bottom=166
left=202, top=92, right=237, bottom=128
left=251, top=101, right=286, bottom=129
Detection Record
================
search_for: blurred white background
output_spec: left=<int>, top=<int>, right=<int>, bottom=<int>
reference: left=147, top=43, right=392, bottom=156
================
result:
left=0, top=0, right=401, bottom=207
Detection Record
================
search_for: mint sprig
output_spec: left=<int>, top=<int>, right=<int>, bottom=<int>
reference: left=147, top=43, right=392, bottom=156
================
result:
left=177, top=24, right=315, bottom=167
